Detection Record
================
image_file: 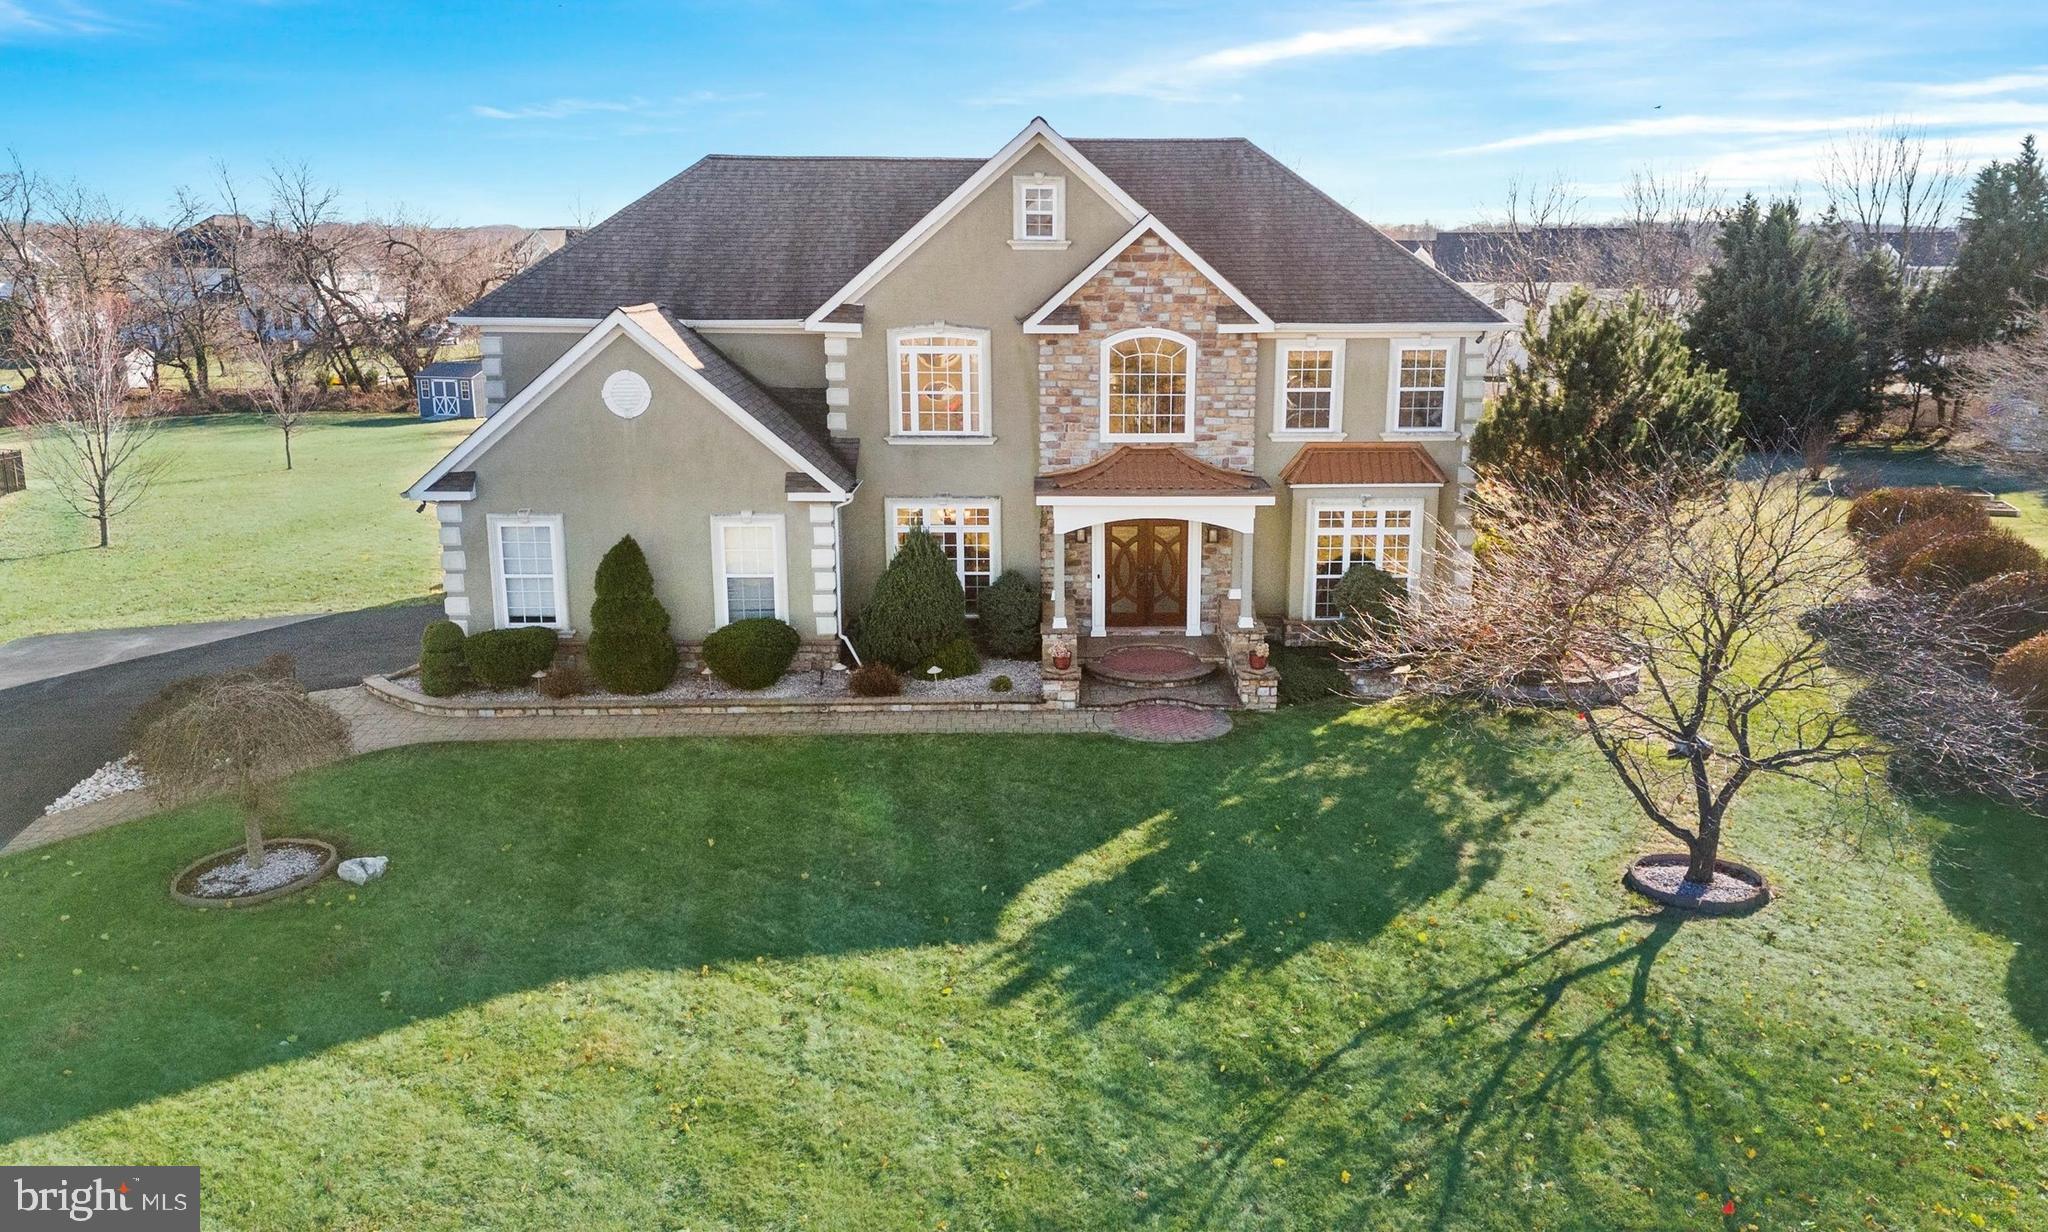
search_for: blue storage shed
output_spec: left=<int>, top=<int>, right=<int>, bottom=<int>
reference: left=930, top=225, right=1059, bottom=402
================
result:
left=416, top=360, right=483, bottom=420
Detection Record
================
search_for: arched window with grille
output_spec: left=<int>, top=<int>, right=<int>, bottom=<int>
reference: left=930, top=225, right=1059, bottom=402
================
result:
left=1100, top=329, right=1194, bottom=441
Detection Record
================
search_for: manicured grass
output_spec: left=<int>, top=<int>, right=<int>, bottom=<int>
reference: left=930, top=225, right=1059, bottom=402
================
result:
left=0, top=412, right=473, bottom=641
left=2, top=705, right=2042, bottom=1229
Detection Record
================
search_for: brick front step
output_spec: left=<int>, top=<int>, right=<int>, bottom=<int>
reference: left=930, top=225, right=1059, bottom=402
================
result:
left=1084, top=644, right=1217, bottom=688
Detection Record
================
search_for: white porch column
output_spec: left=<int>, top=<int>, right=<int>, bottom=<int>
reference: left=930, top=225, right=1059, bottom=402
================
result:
left=1051, top=526, right=1068, bottom=630
left=1185, top=519, right=1203, bottom=637
left=1089, top=523, right=1107, bottom=637
left=1234, top=528, right=1255, bottom=628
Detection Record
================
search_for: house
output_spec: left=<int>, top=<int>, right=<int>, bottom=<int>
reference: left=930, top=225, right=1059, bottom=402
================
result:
left=404, top=119, right=1504, bottom=705
left=415, top=360, right=483, bottom=419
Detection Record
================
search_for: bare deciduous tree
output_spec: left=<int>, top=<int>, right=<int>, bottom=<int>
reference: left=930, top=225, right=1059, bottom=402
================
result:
left=126, top=189, right=241, bottom=402
left=215, top=170, right=338, bottom=469
left=1337, top=460, right=2042, bottom=887
left=1822, top=121, right=1962, bottom=293
left=1958, top=299, right=2048, bottom=463
left=362, top=215, right=520, bottom=382
left=1612, top=169, right=1721, bottom=319
left=1465, top=174, right=1591, bottom=371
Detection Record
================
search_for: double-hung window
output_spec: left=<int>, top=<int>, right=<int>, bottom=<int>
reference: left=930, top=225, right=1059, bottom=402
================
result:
left=890, top=500, right=998, bottom=611
left=712, top=515, right=787, bottom=625
left=1276, top=340, right=1344, bottom=434
left=488, top=513, right=568, bottom=630
left=891, top=327, right=988, bottom=436
left=1389, top=340, right=1455, bottom=433
left=1102, top=329, right=1194, bottom=440
left=1012, top=175, right=1065, bottom=245
left=1310, top=501, right=1420, bottom=620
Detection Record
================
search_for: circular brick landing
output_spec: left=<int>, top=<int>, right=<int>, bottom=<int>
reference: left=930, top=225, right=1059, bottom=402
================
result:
left=1089, top=644, right=1215, bottom=687
left=1110, top=702, right=1233, bottom=743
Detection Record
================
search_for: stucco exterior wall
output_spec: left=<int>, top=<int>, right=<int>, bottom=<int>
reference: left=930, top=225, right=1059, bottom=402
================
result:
left=451, top=334, right=820, bottom=643
left=484, top=329, right=584, bottom=414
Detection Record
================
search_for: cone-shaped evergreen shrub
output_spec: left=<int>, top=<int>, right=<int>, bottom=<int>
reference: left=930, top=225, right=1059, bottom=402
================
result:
left=976, top=569, right=1043, bottom=659
left=419, top=620, right=468, bottom=697
left=856, top=526, right=968, bottom=670
left=587, top=535, right=679, bottom=694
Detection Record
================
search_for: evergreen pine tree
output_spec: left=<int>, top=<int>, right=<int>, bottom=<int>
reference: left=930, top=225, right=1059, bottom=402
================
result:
left=1685, top=196, right=1866, bottom=447
left=1939, top=135, right=2048, bottom=346
left=1470, top=288, right=1738, bottom=481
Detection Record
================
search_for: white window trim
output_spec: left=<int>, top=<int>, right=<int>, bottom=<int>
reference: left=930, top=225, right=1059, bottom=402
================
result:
left=887, top=323, right=992, bottom=438
left=710, top=513, right=789, bottom=627
left=1386, top=337, right=1459, bottom=435
left=1010, top=174, right=1069, bottom=249
left=1272, top=338, right=1346, bottom=437
left=1100, top=327, right=1198, bottom=444
left=486, top=512, right=571, bottom=632
left=1303, top=495, right=1427, bottom=621
left=884, top=497, right=1002, bottom=608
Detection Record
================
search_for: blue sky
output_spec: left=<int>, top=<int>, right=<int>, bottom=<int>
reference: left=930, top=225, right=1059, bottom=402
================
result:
left=5, top=0, right=2048, bottom=228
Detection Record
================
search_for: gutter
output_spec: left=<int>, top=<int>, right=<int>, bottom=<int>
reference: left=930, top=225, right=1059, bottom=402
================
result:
left=831, top=488, right=861, bottom=667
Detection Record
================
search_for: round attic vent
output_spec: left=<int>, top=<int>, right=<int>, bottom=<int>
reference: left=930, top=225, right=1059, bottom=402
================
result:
left=601, top=370, right=651, bottom=419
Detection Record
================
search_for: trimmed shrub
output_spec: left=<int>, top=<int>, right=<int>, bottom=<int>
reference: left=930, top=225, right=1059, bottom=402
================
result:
left=536, top=661, right=590, bottom=699
left=1992, top=633, right=2048, bottom=720
left=856, top=526, right=968, bottom=670
left=702, top=617, right=801, bottom=690
left=419, top=620, right=468, bottom=697
left=1947, top=571, right=2048, bottom=657
left=1865, top=516, right=1984, bottom=585
left=586, top=536, right=679, bottom=694
left=977, top=570, right=1042, bottom=659
left=989, top=674, right=1014, bottom=693
left=848, top=663, right=902, bottom=697
left=1897, top=530, right=2045, bottom=594
left=1846, top=486, right=1989, bottom=541
left=1271, top=644, right=1347, bottom=706
left=918, top=636, right=981, bottom=681
left=463, top=627, right=559, bottom=689
left=1331, top=562, right=1407, bottom=629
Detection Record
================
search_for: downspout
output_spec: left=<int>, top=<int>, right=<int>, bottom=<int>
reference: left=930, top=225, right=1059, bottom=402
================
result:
left=832, top=488, right=861, bottom=666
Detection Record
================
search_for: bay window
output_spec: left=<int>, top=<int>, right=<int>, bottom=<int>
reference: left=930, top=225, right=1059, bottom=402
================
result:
left=1310, top=500, right=1420, bottom=620
left=889, top=500, right=998, bottom=611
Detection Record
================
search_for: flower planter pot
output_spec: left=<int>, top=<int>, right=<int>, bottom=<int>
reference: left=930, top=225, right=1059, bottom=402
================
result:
left=1248, top=650, right=1269, bottom=671
left=1051, top=651, right=1073, bottom=671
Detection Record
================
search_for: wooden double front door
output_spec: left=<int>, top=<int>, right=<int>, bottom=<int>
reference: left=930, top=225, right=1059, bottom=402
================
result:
left=1104, top=519, right=1188, bottom=627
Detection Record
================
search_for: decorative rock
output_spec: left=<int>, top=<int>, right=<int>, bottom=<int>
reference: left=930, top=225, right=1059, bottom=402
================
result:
left=337, top=855, right=389, bottom=885
left=45, top=754, right=147, bottom=814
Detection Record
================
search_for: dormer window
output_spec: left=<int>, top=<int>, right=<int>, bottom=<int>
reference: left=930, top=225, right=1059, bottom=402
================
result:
left=1011, top=175, right=1067, bottom=248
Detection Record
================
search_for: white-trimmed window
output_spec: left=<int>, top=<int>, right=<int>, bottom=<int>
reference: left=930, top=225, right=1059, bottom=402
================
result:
left=1389, top=340, right=1455, bottom=433
left=1102, top=329, right=1194, bottom=441
left=890, top=326, right=988, bottom=436
left=711, top=514, right=788, bottom=625
left=1309, top=499, right=1421, bottom=620
left=889, top=499, right=999, bottom=611
left=488, top=513, right=569, bottom=630
left=1012, top=175, right=1065, bottom=245
left=1275, top=340, right=1345, bottom=434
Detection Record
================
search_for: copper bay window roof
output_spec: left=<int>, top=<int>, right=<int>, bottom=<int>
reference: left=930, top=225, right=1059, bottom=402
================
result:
left=1277, top=442, right=1448, bottom=487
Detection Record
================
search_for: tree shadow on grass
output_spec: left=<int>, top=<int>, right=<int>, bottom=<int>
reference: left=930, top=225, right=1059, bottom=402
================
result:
left=0, top=703, right=1562, bottom=1146
left=1927, top=794, right=2048, bottom=1047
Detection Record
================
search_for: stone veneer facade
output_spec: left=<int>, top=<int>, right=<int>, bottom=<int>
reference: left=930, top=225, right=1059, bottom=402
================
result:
left=1035, top=232, right=1258, bottom=634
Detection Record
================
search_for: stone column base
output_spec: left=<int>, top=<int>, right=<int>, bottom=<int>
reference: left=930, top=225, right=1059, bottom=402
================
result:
left=1041, top=627, right=1081, bottom=709
left=1220, top=624, right=1279, bottom=711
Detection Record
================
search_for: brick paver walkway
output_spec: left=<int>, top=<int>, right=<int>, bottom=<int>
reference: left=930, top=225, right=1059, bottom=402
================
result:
left=2, top=686, right=1114, bottom=856
left=1109, top=702, right=1234, bottom=743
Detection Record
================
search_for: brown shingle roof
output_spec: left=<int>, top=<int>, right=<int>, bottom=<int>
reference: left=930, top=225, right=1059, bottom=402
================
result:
left=1278, top=443, right=1448, bottom=487
left=1036, top=445, right=1270, bottom=497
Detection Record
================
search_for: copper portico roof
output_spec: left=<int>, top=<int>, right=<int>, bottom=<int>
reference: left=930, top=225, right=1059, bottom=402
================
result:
left=1035, top=445, right=1271, bottom=498
left=1278, top=442, right=1448, bottom=488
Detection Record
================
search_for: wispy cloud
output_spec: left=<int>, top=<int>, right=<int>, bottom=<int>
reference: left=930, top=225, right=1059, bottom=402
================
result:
left=0, top=0, right=123, bottom=40
left=1458, top=101, right=2048, bottom=154
left=1914, top=69, right=2048, bottom=98
left=470, top=91, right=760, bottom=123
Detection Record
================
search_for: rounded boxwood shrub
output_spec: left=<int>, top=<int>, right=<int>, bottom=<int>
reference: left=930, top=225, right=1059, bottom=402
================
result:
left=702, top=617, right=801, bottom=689
left=1331, top=561, right=1407, bottom=629
left=1272, top=644, right=1346, bottom=706
left=1897, top=530, right=2046, bottom=594
left=848, top=662, right=902, bottom=697
left=1992, top=633, right=2048, bottom=720
left=918, top=635, right=980, bottom=681
left=419, top=619, right=468, bottom=697
left=586, top=536, right=679, bottom=694
left=1865, top=516, right=1984, bottom=585
left=976, top=569, right=1042, bottom=659
left=1846, top=487, right=1989, bottom=541
left=856, top=526, right=968, bottom=670
left=1947, top=571, right=2048, bottom=657
left=989, top=674, right=1013, bottom=693
left=463, top=626, right=559, bottom=689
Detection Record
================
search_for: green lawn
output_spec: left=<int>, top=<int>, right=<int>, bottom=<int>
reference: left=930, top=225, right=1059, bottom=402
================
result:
left=0, top=412, right=474, bottom=641
left=1827, top=444, right=2048, bottom=552
left=2, top=704, right=2041, bottom=1230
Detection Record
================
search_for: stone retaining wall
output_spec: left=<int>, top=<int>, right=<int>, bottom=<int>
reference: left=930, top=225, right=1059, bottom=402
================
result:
left=365, top=674, right=1060, bottom=719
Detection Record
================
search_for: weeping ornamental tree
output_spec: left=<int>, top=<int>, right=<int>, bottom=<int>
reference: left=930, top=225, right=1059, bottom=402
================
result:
left=1470, top=288, right=1738, bottom=482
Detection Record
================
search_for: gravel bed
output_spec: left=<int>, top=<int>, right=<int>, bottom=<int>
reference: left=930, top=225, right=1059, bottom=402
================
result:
left=45, top=755, right=146, bottom=815
left=405, top=660, right=1041, bottom=706
left=1629, top=860, right=1763, bottom=905
left=191, top=843, right=326, bottom=898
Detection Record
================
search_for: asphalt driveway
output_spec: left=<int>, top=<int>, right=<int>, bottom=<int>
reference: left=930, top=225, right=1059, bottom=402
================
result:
left=0, top=604, right=439, bottom=847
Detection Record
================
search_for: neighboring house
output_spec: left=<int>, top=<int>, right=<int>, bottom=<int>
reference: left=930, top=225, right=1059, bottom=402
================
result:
left=415, top=360, right=483, bottom=419
left=405, top=119, right=1504, bottom=699
left=514, top=227, right=585, bottom=269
